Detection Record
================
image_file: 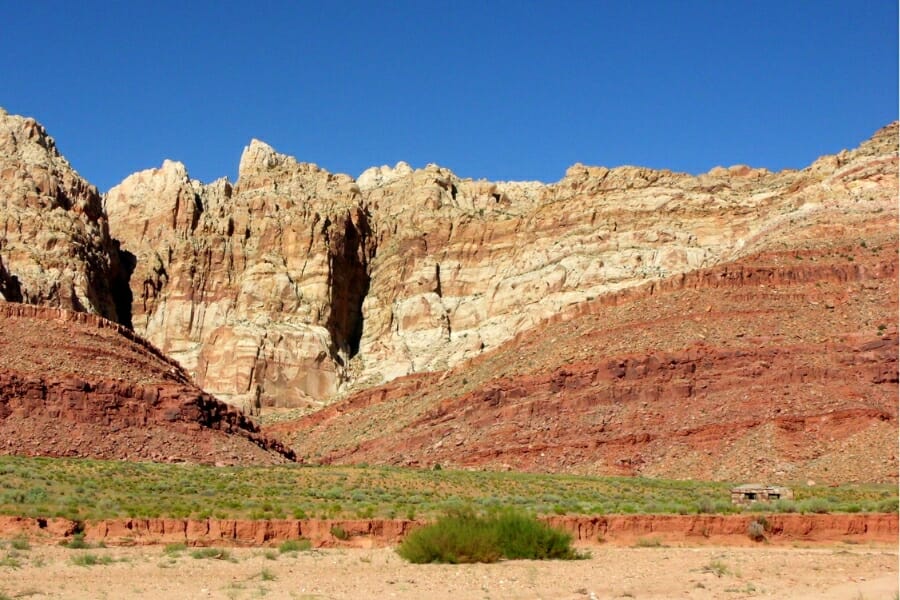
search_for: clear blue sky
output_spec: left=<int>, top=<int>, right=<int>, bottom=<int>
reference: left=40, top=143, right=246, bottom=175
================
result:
left=2, top=1, right=897, bottom=191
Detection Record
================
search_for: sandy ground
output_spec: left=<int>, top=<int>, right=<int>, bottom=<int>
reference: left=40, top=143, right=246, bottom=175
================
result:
left=0, top=543, right=896, bottom=600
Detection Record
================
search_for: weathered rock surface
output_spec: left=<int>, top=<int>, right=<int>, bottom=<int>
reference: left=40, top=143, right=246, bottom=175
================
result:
left=1, top=109, right=897, bottom=482
left=354, top=123, right=898, bottom=387
left=105, top=120, right=898, bottom=416
left=104, top=144, right=374, bottom=412
left=1, top=513, right=895, bottom=547
left=0, top=302, right=294, bottom=464
left=0, top=109, right=124, bottom=320
left=272, top=217, right=899, bottom=482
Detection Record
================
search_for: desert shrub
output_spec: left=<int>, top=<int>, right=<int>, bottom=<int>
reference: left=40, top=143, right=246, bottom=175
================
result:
left=747, top=516, right=769, bottom=542
left=747, top=501, right=774, bottom=513
left=278, top=539, right=311, bottom=553
left=876, top=498, right=899, bottom=513
left=163, top=542, right=187, bottom=555
left=696, top=497, right=716, bottom=514
left=61, top=533, right=90, bottom=549
left=190, top=547, right=231, bottom=560
left=397, top=508, right=581, bottom=564
left=773, top=499, right=798, bottom=513
left=330, top=525, right=350, bottom=541
left=71, top=553, right=114, bottom=566
left=9, top=537, right=29, bottom=551
left=798, top=498, right=831, bottom=514
left=702, top=559, right=730, bottom=577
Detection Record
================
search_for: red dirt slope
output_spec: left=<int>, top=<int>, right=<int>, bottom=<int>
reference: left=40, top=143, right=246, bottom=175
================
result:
left=0, top=302, right=294, bottom=464
left=270, top=217, right=898, bottom=483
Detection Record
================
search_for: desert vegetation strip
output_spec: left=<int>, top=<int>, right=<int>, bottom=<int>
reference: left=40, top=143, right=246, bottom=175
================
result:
left=0, top=456, right=895, bottom=522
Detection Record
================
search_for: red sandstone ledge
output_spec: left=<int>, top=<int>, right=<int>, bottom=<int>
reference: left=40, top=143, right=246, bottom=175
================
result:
left=0, top=514, right=895, bottom=548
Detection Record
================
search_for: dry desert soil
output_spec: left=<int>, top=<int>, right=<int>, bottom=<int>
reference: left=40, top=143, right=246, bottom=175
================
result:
left=0, top=543, right=897, bottom=600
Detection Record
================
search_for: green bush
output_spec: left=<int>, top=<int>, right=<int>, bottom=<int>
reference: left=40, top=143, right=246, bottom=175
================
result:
left=61, top=533, right=90, bottom=549
left=798, top=498, right=831, bottom=514
left=163, top=542, right=187, bottom=555
left=71, top=553, right=114, bottom=566
left=397, top=508, right=581, bottom=564
left=278, top=539, right=311, bottom=553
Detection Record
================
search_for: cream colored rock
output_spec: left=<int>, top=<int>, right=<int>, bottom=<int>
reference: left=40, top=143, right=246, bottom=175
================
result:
left=352, top=123, right=898, bottom=389
left=0, top=110, right=122, bottom=319
left=106, top=142, right=374, bottom=412
left=103, top=119, right=897, bottom=410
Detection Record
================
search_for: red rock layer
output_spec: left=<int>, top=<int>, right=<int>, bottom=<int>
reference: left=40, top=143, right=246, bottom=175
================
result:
left=272, top=230, right=899, bottom=483
left=0, top=514, right=895, bottom=547
left=0, top=302, right=294, bottom=464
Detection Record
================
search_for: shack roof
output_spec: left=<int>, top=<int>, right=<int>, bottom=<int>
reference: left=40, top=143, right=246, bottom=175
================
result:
left=731, top=484, right=791, bottom=492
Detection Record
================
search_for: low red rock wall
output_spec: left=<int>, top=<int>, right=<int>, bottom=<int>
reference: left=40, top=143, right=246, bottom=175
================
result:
left=1, top=513, right=895, bottom=548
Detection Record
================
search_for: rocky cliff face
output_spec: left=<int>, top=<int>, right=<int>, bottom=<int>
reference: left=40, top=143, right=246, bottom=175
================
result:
left=104, top=121, right=899, bottom=413
left=104, top=143, right=374, bottom=412
left=350, top=122, right=898, bottom=388
left=0, top=109, right=123, bottom=320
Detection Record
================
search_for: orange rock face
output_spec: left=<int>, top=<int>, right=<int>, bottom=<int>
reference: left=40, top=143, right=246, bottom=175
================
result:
left=0, top=514, right=895, bottom=547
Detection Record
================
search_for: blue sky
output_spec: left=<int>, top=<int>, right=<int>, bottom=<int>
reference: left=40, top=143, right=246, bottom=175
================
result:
left=2, top=1, right=897, bottom=190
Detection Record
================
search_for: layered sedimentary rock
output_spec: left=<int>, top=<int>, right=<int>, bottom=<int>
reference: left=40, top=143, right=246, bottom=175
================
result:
left=273, top=234, right=899, bottom=482
left=105, top=143, right=373, bottom=412
left=0, top=302, right=293, bottom=464
left=270, top=130, right=899, bottom=483
left=353, top=122, right=898, bottom=387
left=106, top=121, right=898, bottom=414
left=0, top=109, right=123, bottom=320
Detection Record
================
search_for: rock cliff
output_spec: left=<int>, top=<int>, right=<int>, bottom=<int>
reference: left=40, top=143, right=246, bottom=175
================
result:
left=104, top=143, right=374, bottom=412
left=0, top=109, right=124, bottom=320
left=1, top=108, right=896, bottom=481
left=105, top=120, right=899, bottom=415
left=269, top=131, right=899, bottom=483
left=354, top=122, right=897, bottom=386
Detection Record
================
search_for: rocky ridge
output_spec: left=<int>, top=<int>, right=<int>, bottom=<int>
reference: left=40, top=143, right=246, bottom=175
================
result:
left=0, top=108, right=896, bottom=481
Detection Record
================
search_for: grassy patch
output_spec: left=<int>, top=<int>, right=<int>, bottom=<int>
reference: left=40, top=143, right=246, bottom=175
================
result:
left=0, top=456, right=893, bottom=521
left=163, top=542, right=187, bottom=555
left=60, top=533, right=91, bottom=549
left=278, top=539, right=311, bottom=553
left=71, top=553, right=115, bottom=566
left=190, top=547, right=232, bottom=560
left=397, top=508, right=584, bottom=563
left=9, top=537, right=30, bottom=551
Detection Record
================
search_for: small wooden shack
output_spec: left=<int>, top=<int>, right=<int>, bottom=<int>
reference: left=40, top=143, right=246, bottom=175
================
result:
left=731, top=484, right=793, bottom=505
